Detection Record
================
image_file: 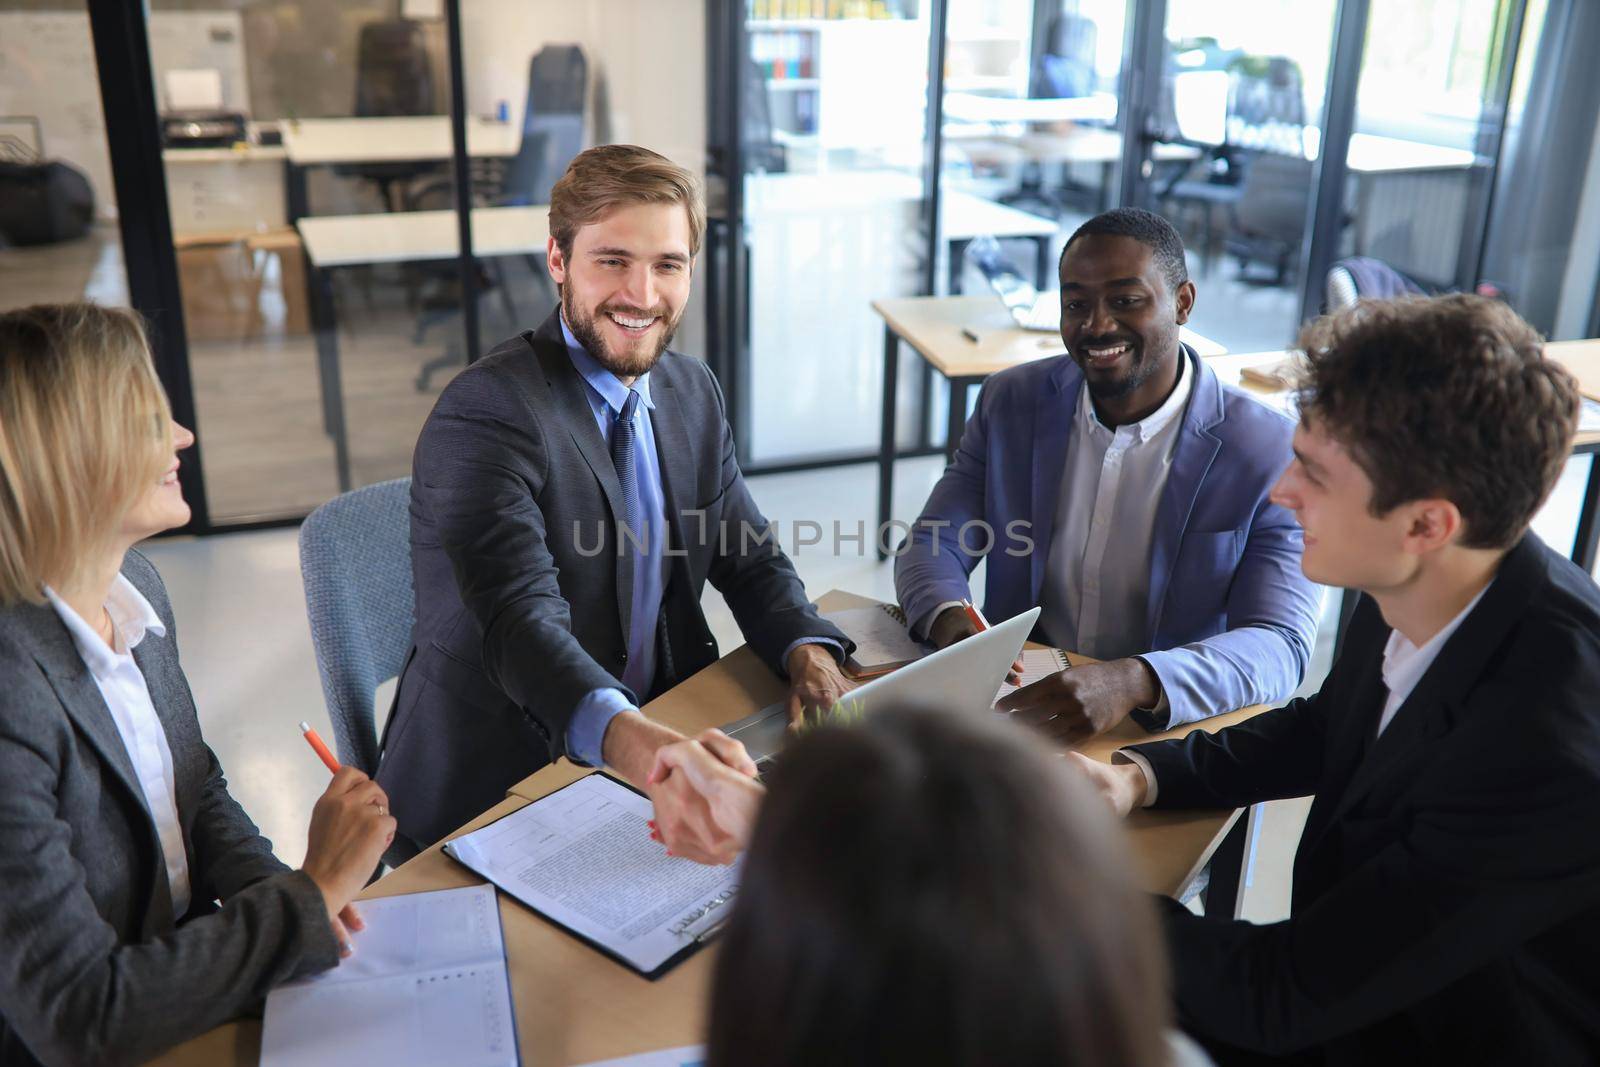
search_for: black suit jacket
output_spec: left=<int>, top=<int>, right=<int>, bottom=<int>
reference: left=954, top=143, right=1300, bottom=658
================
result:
left=381, top=311, right=850, bottom=849
left=0, top=551, right=336, bottom=1067
left=1129, top=534, right=1600, bottom=1065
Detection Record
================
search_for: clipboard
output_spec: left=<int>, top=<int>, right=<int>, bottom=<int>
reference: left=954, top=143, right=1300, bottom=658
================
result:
left=443, top=774, right=735, bottom=981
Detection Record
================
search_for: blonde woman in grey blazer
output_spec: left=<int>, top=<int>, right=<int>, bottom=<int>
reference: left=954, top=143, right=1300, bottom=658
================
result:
left=0, top=305, right=395, bottom=1067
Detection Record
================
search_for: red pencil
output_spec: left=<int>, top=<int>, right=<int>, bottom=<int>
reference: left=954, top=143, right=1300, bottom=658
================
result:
left=299, top=721, right=341, bottom=774
left=960, top=597, right=990, bottom=632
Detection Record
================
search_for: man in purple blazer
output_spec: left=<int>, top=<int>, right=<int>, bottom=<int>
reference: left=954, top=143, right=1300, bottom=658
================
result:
left=896, top=208, right=1320, bottom=738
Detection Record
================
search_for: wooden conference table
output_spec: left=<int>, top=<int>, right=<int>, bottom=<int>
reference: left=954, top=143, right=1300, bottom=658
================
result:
left=150, top=589, right=1265, bottom=1067
left=871, top=293, right=1226, bottom=558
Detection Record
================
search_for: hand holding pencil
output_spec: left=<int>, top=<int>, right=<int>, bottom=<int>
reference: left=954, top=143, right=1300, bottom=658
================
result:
left=296, top=721, right=395, bottom=957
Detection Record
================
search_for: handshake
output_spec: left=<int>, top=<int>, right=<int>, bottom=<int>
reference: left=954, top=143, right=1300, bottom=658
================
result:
left=608, top=641, right=850, bottom=864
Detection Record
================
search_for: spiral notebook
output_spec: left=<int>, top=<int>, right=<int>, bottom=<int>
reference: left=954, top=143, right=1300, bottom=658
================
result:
left=994, top=647, right=1072, bottom=704
left=822, top=604, right=932, bottom=676
left=260, top=883, right=517, bottom=1067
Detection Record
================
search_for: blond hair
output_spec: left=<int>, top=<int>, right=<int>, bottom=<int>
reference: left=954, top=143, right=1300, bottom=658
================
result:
left=548, top=144, right=706, bottom=259
left=0, top=304, right=172, bottom=605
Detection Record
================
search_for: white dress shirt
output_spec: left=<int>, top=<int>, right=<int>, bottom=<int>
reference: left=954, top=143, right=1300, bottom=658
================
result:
left=46, top=577, right=191, bottom=916
left=1039, top=354, right=1193, bottom=661
left=1375, top=585, right=1488, bottom=736
left=1121, top=583, right=1492, bottom=807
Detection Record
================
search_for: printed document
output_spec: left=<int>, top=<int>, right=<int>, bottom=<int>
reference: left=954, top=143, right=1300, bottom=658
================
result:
left=445, top=774, right=740, bottom=975
left=260, top=883, right=515, bottom=1067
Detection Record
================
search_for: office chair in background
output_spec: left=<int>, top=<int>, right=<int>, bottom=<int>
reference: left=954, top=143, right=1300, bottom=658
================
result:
left=1325, top=256, right=1425, bottom=310
left=1160, top=56, right=1307, bottom=278
left=337, top=19, right=439, bottom=213
left=298, top=477, right=416, bottom=867
left=411, top=44, right=591, bottom=390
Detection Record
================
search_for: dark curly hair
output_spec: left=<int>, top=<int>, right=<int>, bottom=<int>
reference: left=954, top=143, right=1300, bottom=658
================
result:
left=1060, top=207, right=1189, bottom=292
left=1295, top=294, right=1578, bottom=549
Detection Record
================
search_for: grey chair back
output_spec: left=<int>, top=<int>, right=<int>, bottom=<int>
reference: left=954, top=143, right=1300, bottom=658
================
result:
left=502, top=44, right=588, bottom=206
left=298, top=478, right=414, bottom=776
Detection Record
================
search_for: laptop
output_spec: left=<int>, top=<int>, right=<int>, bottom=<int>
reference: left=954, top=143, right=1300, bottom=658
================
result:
left=967, top=234, right=1062, bottom=332
left=723, top=606, right=1041, bottom=768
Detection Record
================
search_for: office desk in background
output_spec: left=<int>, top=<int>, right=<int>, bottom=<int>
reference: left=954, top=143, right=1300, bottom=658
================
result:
left=295, top=204, right=549, bottom=492
left=149, top=588, right=1264, bottom=1067
left=1210, top=342, right=1600, bottom=649
left=870, top=294, right=1226, bottom=559
left=280, top=115, right=521, bottom=220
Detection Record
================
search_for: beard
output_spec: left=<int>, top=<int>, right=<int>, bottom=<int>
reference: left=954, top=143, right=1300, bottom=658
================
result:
left=1073, top=336, right=1161, bottom=401
left=562, top=285, right=680, bottom=378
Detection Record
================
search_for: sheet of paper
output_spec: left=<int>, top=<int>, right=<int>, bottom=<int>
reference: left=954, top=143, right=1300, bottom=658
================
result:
left=164, top=68, right=223, bottom=111
left=260, top=884, right=515, bottom=1067
left=577, top=1046, right=706, bottom=1067
left=1580, top=396, right=1600, bottom=433
left=994, top=647, right=1069, bottom=704
left=446, top=775, right=740, bottom=975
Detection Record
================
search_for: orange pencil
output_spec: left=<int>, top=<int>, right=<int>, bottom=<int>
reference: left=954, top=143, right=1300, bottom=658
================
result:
left=960, top=597, right=989, bottom=632
left=299, top=721, right=341, bottom=774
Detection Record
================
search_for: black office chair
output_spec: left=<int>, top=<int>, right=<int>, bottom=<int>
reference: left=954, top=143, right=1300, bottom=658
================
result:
left=411, top=45, right=591, bottom=391
left=1161, top=56, right=1306, bottom=275
left=1224, top=151, right=1314, bottom=285
left=337, top=19, right=439, bottom=212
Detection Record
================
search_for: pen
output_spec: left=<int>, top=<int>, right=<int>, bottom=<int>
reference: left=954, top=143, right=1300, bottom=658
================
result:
left=299, top=721, right=341, bottom=774
left=961, top=327, right=980, bottom=343
left=960, top=597, right=989, bottom=632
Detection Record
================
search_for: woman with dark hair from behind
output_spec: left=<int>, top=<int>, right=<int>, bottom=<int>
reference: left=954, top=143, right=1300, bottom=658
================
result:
left=657, top=705, right=1210, bottom=1067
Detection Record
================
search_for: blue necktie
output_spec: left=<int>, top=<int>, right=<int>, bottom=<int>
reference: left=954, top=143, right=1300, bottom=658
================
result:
left=610, top=390, right=651, bottom=695
left=610, top=390, right=641, bottom=532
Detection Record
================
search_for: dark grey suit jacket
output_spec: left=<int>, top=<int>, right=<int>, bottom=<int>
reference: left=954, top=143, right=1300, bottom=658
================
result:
left=0, top=550, right=337, bottom=1067
left=380, top=310, right=850, bottom=850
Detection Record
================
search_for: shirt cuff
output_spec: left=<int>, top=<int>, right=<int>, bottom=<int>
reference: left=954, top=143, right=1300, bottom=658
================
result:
left=782, top=636, right=846, bottom=673
left=913, top=600, right=967, bottom=641
left=565, top=687, right=635, bottom=767
left=1127, top=656, right=1172, bottom=732
left=1111, top=749, right=1159, bottom=807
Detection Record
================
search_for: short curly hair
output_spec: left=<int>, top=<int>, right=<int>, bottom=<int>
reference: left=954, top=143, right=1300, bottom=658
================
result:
left=1295, top=294, right=1578, bottom=550
left=1060, top=207, right=1189, bottom=293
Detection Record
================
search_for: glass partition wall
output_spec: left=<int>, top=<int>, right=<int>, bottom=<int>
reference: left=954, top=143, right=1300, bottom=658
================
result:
left=739, top=0, right=937, bottom=466
left=149, top=1, right=471, bottom=523
left=28, top=0, right=1595, bottom=525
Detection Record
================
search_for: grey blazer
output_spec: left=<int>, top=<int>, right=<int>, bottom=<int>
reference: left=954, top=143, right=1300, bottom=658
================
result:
left=381, top=310, right=851, bottom=851
left=0, top=550, right=337, bottom=1067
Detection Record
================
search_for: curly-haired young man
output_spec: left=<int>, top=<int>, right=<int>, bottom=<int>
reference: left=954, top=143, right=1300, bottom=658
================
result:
left=1075, top=294, right=1600, bottom=1065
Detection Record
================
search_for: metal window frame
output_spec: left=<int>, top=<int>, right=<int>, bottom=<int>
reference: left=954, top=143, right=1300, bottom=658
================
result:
left=708, top=0, right=949, bottom=477
left=87, top=0, right=210, bottom=533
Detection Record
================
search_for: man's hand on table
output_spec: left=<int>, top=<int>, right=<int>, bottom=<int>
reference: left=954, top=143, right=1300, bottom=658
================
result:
left=784, top=642, right=856, bottom=730
left=929, top=604, right=1024, bottom=684
left=996, top=657, right=1161, bottom=745
left=1065, top=751, right=1148, bottom=817
left=601, top=710, right=762, bottom=865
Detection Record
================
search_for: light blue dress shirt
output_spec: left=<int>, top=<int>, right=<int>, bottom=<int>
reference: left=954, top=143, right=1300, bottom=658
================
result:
left=559, top=317, right=843, bottom=767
